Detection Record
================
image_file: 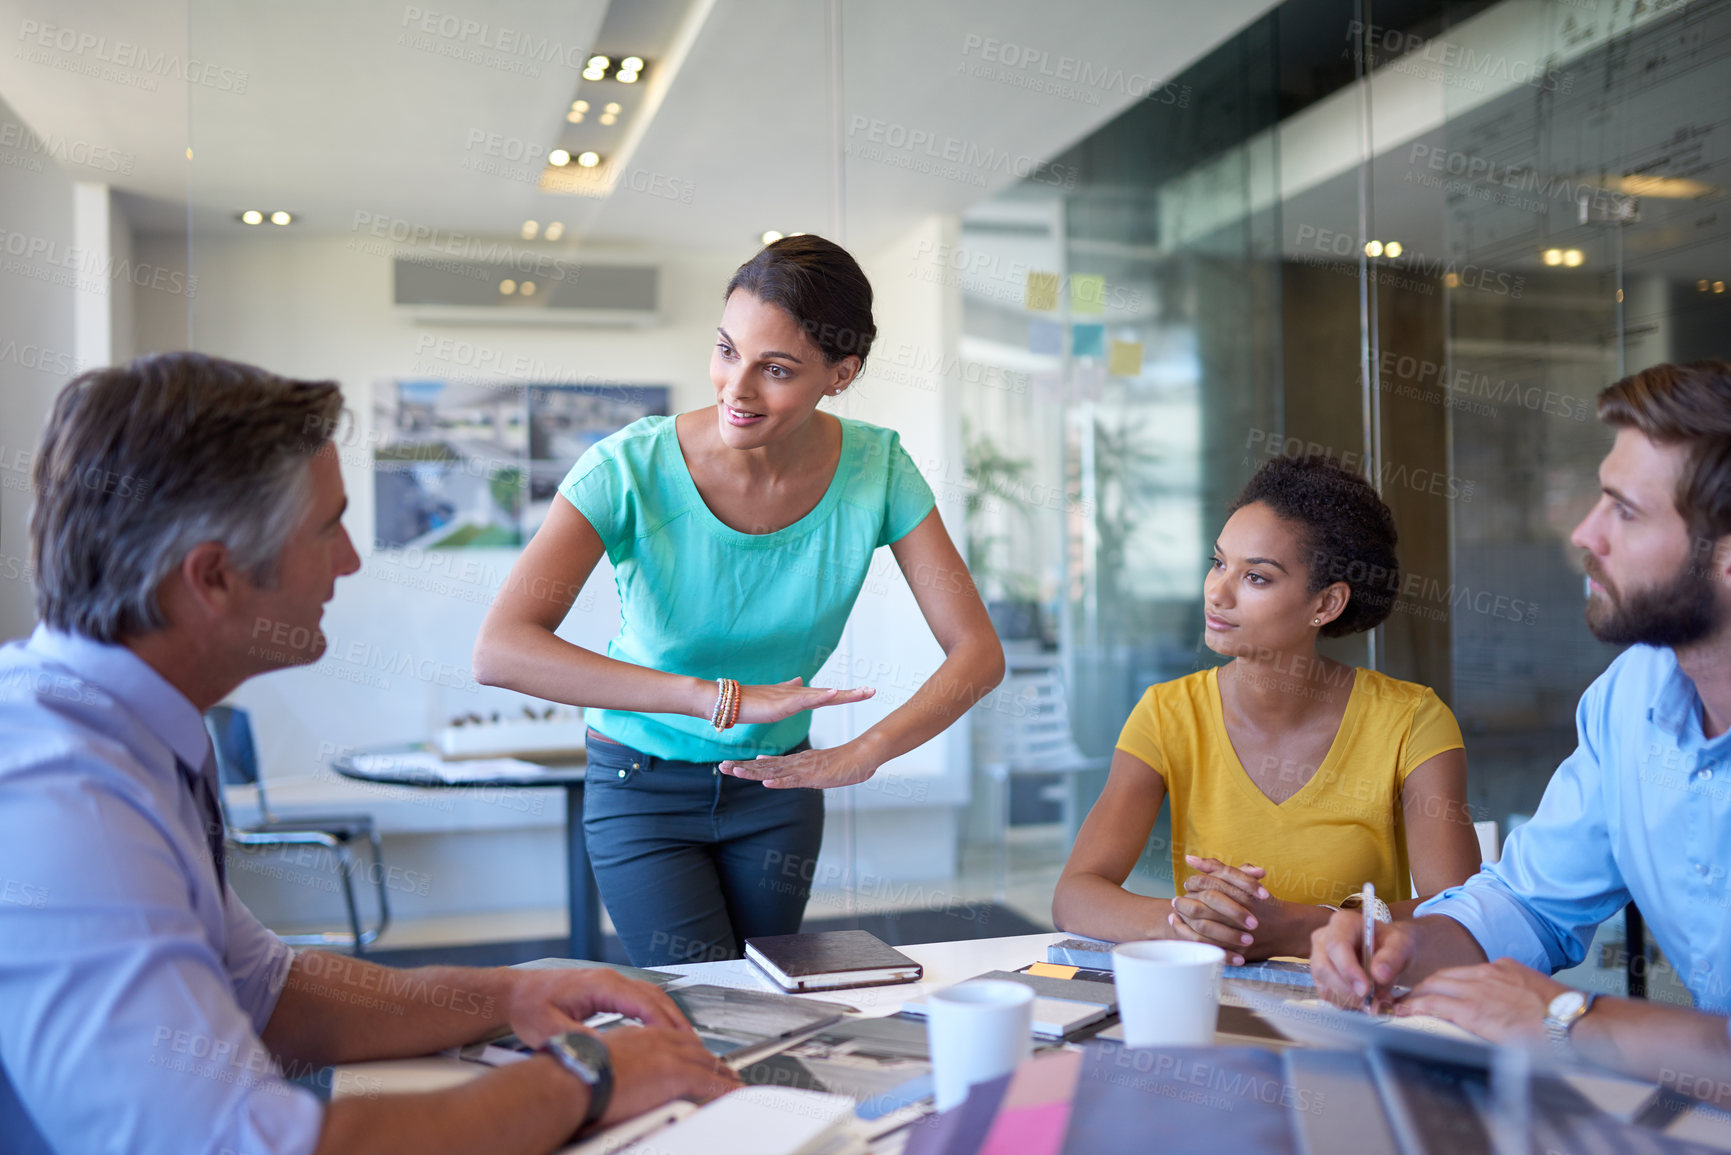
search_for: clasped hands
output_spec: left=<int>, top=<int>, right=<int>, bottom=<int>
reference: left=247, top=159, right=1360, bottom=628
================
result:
left=1167, top=855, right=1306, bottom=966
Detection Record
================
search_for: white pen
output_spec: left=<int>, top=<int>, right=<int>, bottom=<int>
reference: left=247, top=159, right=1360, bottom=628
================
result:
left=1360, top=881, right=1376, bottom=1012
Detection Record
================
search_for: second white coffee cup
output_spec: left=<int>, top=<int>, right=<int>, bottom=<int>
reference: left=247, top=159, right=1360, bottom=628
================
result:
left=924, top=979, right=1034, bottom=1110
left=1112, top=940, right=1225, bottom=1047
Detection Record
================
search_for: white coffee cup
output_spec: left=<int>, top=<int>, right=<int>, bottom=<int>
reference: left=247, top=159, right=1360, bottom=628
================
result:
left=1112, top=940, right=1225, bottom=1047
left=924, top=979, right=1034, bottom=1110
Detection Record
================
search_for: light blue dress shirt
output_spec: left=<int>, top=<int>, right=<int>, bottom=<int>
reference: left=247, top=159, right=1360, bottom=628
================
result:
left=0, top=626, right=323, bottom=1155
left=1418, top=643, right=1731, bottom=1014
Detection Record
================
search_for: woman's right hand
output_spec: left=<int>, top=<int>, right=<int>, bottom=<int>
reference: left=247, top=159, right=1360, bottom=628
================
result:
left=726, top=677, right=875, bottom=725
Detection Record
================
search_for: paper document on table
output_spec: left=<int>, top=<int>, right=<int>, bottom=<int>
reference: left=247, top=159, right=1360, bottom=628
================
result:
left=348, top=751, right=551, bottom=781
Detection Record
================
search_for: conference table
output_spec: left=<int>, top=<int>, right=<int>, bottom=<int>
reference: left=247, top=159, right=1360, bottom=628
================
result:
left=330, top=931, right=1731, bottom=1153
left=330, top=745, right=600, bottom=960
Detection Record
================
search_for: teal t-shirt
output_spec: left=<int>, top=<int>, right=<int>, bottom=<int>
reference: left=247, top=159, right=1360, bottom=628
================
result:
left=560, top=414, right=936, bottom=761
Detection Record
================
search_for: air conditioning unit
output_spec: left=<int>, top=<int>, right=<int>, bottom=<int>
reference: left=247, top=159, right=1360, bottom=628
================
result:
left=394, top=256, right=659, bottom=327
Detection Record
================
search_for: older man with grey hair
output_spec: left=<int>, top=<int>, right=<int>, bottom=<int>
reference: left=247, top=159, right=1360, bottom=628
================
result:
left=0, top=353, right=736, bottom=1155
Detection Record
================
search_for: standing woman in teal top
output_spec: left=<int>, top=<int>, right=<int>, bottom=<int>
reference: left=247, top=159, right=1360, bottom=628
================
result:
left=475, top=236, right=1006, bottom=965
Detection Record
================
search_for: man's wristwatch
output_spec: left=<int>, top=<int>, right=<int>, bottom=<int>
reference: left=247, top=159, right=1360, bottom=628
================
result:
left=540, top=1032, right=614, bottom=1131
left=1338, top=892, right=1393, bottom=923
left=1543, top=989, right=1598, bottom=1052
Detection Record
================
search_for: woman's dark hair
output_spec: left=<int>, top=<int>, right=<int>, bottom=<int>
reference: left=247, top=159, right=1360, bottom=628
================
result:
left=725, top=234, right=876, bottom=371
left=1228, top=454, right=1400, bottom=637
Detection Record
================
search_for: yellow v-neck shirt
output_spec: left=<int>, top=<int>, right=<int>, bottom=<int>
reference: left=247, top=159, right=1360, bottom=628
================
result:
left=1115, top=665, right=1464, bottom=906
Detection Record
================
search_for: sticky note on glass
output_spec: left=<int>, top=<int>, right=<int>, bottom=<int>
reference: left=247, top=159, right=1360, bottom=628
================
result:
left=1108, top=339, right=1144, bottom=377
left=1071, top=323, right=1105, bottom=359
left=1070, top=274, right=1106, bottom=315
left=1028, top=318, right=1063, bottom=356
left=1025, top=271, right=1060, bottom=312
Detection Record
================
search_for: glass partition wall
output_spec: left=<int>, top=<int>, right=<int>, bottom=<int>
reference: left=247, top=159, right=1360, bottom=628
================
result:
left=170, top=0, right=1731, bottom=973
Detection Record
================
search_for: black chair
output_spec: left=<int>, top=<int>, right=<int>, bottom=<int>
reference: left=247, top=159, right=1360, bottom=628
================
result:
left=203, top=705, right=390, bottom=954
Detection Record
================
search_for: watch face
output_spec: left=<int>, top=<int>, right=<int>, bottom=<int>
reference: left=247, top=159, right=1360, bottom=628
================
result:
left=553, top=1032, right=608, bottom=1082
left=1547, top=990, right=1586, bottom=1021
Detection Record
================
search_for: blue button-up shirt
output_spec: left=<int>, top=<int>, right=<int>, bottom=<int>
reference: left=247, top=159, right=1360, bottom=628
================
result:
left=1418, top=643, right=1731, bottom=1014
left=0, top=627, right=323, bottom=1155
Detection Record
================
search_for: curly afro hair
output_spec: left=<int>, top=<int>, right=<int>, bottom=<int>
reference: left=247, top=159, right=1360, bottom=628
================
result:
left=1228, top=454, right=1400, bottom=637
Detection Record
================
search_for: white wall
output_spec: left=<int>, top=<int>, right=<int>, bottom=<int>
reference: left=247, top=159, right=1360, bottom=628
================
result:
left=0, top=96, right=78, bottom=642
left=126, top=217, right=972, bottom=925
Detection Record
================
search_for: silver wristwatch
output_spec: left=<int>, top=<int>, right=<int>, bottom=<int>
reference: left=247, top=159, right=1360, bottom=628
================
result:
left=1543, top=989, right=1598, bottom=1051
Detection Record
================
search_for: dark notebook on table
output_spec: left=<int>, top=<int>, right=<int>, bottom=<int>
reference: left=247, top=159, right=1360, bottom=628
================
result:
left=744, top=929, right=924, bottom=992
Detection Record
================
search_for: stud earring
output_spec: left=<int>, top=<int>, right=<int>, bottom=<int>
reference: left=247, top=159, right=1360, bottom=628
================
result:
left=1312, top=618, right=1320, bottom=626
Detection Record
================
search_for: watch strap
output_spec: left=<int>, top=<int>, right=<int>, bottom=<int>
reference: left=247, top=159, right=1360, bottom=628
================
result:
left=542, top=1033, right=614, bottom=1130
left=1544, top=991, right=1598, bottom=1051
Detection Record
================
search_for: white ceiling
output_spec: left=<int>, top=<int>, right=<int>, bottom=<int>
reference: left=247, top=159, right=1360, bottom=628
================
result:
left=0, top=0, right=1281, bottom=252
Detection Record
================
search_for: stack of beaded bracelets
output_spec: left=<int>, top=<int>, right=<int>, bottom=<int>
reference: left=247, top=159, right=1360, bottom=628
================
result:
left=710, top=677, right=741, bottom=732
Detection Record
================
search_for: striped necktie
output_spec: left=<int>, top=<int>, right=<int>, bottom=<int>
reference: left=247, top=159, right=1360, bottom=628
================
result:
left=177, top=752, right=228, bottom=898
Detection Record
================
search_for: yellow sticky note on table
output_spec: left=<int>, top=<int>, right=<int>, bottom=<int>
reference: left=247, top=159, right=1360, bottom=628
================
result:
left=1108, top=339, right=1144, bottom=377
left=1027, top=962, right=1078, bottom=979
left=1025, top=271, right=1059, bottom=312
left=1070, top=274, right=1106, bottom=315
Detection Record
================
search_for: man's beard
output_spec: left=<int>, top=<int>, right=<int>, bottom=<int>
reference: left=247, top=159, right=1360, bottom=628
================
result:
left=1584, top=554, right=1722, bottom=648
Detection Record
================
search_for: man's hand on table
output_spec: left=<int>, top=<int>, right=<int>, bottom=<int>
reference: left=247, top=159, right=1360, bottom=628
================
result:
left=1310, top=907, right=1420, bottom=1011
left=504, top=969, right=741, bottom=1126
left=1398, top=958, right=1568, bottom=1045
left=503, top=967, right=690, bottom=1047
left=596, top=1027, right=741, bottom=1125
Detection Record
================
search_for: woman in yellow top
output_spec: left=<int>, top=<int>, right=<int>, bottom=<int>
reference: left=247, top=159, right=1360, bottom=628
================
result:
left=1053, top=454, right=1482, bottom=965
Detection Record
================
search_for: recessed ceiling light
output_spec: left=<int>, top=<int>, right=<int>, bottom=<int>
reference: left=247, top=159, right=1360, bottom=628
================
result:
left=582, top=68, right=606, bottom=81
left=1562, top=248, right=1584, bottom=267
left=1364, top=240, right=1383, bottom=257
left=622, top=57, right=644, bottom=72
left=1444, top=273, right=1461, bottom=288
left=1384, top=240, right=1403, bottom=258
left=604, top=102, right=621, bottom=114
left=1716, top=281, right=1726, bottom=294
left=521, top=221, right=539, bottom=240
left=577, top=151, right=601, bottom=168
left=270, top=211, right=292, bottom=226
left=545, top=222, right=564, bottom=241
left=567, top=111, right=585, bottom=123
left=499, top=279, right=517, bottom=295
left=599, top=114, right=617, bottom=126
left=240, top=210, right=263, bottom=225
left=549, top=149, right=572, bottom=167
left=1700, top=280, right=1711, bottom=292
left=587, top=55, right=610, bottom=70
left=761, top=230, right=783, bottom=244
left=617, top=70, right=639, bottom=83
left=1542, top=248, right=1564, bottom=266
left=573, top=100, right=590, bottom=112
left=520, top=281, right=537, bottom=297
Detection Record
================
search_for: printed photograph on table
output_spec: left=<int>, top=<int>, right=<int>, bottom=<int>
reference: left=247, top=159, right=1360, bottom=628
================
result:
left=372, top=380, right=669, bottom=548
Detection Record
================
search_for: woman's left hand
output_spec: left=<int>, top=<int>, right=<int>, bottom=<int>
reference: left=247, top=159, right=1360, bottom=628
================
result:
left=717, top=745, right=879, bottom=790
left=1174, top=856, right=1328, bottom=962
